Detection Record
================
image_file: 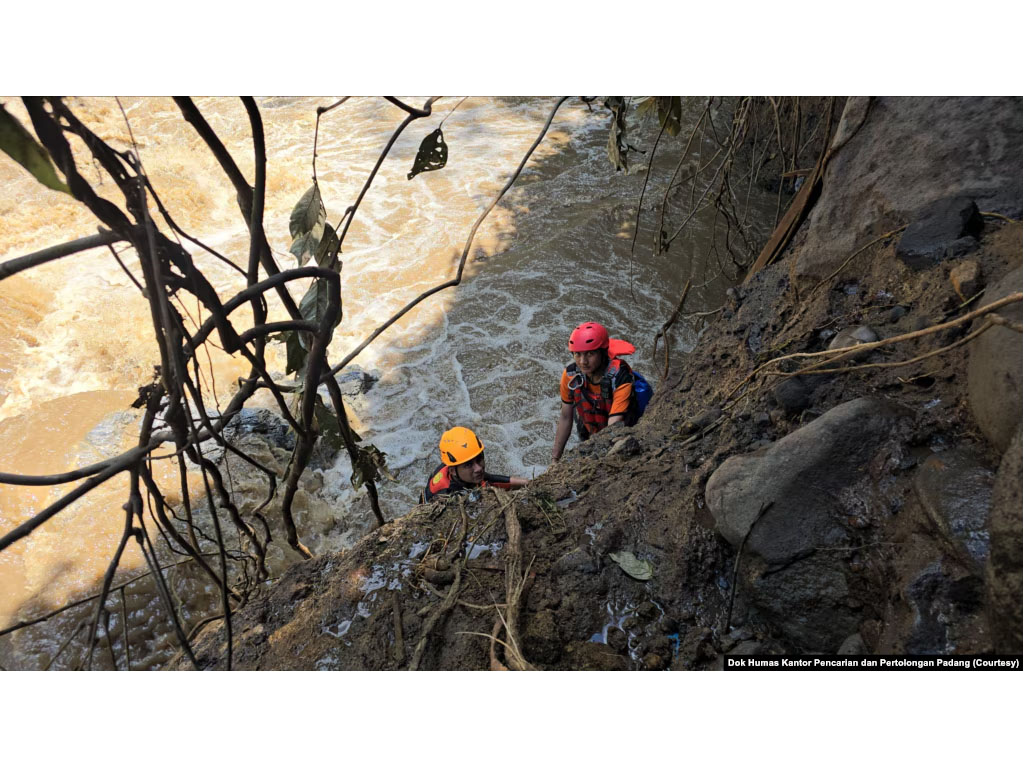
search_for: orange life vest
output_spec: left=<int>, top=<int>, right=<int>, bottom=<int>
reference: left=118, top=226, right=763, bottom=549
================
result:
left=421, top=464, right=512, bottom=503
left=566, top=358, right=637, bottom=440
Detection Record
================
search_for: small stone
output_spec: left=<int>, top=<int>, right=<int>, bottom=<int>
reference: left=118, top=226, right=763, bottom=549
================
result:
left=888, top=305, right=908, bottom=324
left=608, top=435, right=641, bottom=457
left=754, top=412, right=771, bottom=429
left=828, top=325, right=879, bottom=362
left=837, top=633, right=867, bottom=654
left=657, top=615, right=679, bottom=634
left=636, top=601, right=659, bottom=620
left=730, top=640, right=763, bottom=655
left=681, top=406, right=723, bottom=435
left=622, top=616, right=640, bottom=632
left=642, top=652, right=667, bottom=670
left=950, top=260, right=983, bottom=301
left=773, top=377, right=811, bottom=416
left=607, top=626, right=628, bottom=654
left=726, top=286, right=742, bottom=310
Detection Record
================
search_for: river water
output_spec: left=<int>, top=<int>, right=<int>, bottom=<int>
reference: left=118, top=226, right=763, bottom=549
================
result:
left=0, top=96, right=773, bottom=669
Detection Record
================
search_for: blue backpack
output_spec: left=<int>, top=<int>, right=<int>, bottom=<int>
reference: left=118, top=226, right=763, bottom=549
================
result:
left=632, top=371, right=653, bottom=418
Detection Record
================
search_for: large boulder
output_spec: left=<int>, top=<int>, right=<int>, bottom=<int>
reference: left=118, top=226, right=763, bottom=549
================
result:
left=706, top=397, right=910, bottom=650
left=985, top=427, right=1023, bottom=651
left=966, top=267, right=1022, bottom=453
left=794, top=97, right=1023, bottom=281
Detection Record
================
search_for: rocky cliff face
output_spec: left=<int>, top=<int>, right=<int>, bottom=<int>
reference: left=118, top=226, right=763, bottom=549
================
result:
left=175, top=97, right=1022, bottom=670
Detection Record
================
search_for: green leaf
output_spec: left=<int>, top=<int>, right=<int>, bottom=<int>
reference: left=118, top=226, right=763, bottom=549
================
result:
left=289, top=231, right=318, bottom=266
left=314, top=223, right=341, bottom=271
left=314, top=399, right=344, bottom=453
left=277, top=330, right=308, bottom=375
left=289, top=183, right=325, bottom=239
left=609, top=551, right=653, bottom=581
left=408, top=127, right=448, bottom=180
left=350, top=443, right=393, bottom=490
left=0, top=104, right=70, bottom=194
left=299, top=278, right=341, bottom=333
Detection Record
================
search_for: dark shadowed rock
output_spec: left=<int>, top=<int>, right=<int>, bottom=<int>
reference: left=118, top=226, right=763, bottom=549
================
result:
left=225, top=407, right=295, bottom=452
left=913, top=450, right=994, bottom=574
left=706, top=396, right=910, bottom=650
left=967, top=267, right=1022, bottom=453
left=772, top=377, right=811, bottom=416
left=317, top=367, right=378, bottom=401
left=888, top=306, right=908, bottom=324
left=985, top=427, right=1022, bottom=651
left=902, top=560, right=983, bottom=654
left=896, top=196, right=982, bottom=270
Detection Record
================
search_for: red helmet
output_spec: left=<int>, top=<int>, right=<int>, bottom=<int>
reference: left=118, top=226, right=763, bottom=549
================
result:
left=568, top=322, right=609, bottom=352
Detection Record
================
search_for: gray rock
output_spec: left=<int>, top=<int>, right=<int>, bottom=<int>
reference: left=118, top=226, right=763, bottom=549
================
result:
left=318, top=367, right=378, bottom=399
left=553, top=547, right=599, bottom=575
left=795, top=97, right=1022, bottom=281
left=706, top=397, right=910, bottom=650
left=902, top=560, right=983, bottom=654
left=224, top=407, right=295, bottom=452
left=913, top=450, right=994, bottom=574
left=888, top=306, right=908, bottom=324
left=949, top=260, right=983, bottom=300
left=730, top=640, right=763, bottom=656
left=828, top=326, right=879, bottom=359
left=896, top=196, right=982, bottom=270
left=606, top=626, right=628, bottom=654
left=966, top=267, right=1023, bottom=453
left=837, top=633, right=866, bottom=655
left=682, top=406, right=723, bottom=435
left=985, top=427, right=1023, bottom=651
left=773, top=377, right=810, bottom=416
left=608, top=435, right=641, bottom=457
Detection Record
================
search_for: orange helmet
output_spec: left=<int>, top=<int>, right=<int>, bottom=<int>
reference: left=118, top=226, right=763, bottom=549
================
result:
left=439, top=426, right=484, bottom=466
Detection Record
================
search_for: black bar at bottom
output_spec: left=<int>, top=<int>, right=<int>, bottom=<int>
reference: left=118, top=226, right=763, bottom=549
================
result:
left=724, top=654, right=1022, bottom=670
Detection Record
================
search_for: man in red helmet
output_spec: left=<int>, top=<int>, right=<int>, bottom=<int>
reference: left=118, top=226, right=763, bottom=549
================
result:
left=551, top=322, right=638, bottom=462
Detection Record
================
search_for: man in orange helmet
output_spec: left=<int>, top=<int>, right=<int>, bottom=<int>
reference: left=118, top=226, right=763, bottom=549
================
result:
left=551, top=321, right=640, bottom=462
left=421, top=426, right=529, bottom=503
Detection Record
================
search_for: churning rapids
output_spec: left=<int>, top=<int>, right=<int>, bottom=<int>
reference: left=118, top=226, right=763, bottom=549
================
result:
left=0, top=97, right=772, bottom=669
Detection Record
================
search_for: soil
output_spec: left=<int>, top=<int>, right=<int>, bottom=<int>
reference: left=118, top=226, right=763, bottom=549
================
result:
left=175, top=216, right=1022, bottom=671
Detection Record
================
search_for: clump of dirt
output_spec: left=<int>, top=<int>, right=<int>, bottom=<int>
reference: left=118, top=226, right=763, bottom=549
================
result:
left=174, top=217, right=1020, bottom=671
